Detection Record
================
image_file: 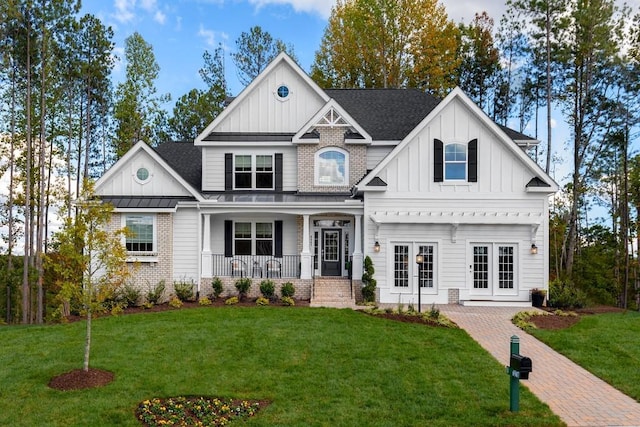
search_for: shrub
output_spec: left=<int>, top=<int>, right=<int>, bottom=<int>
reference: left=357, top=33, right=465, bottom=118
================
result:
left=147, top=280, right=166, bottom=305
left=235, top=278, right=252, bottom=300
left=198, top=296, right=212, bottom=306
left=118, top=283, right=141, bottom=307
left=361, top=256, right=377, bottom=303
left=280, top=282, right=295, bottom=298
left=110, top=305, right=124, bottom=316
left=548, top=279, right=588, bottom=309
left=174, top=279, right=195, bottom=302
left=427, top=303, right=440, bottom=320
left=259, top=280, right=276, bottom=300
left=281, top=296, right=295, bottom=306
left=256, top=296, right=269, bottom=306
left=225, top=296, right=239, bottom=305
left=210, top=277, right=223, bottom=300
left=169, top=296, right=183, bottom=308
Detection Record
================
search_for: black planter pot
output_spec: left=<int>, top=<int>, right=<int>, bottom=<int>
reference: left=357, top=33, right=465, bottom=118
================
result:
left=532, top=293, right=545, bottom=307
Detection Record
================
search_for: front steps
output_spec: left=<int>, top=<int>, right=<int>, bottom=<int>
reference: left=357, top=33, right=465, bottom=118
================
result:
left=310, top=277, right=356, bottom=308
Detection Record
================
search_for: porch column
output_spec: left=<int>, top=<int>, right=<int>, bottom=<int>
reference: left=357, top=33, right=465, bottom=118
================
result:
left=201, top=213, right=212, bottom=277
left=352, top=214, right=364, bottom=280
left=300, top=214, right=312, bottom=279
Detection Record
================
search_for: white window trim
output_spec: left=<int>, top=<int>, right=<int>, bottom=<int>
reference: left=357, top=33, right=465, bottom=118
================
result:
left=122, top=214, right=158, bottom=262
left=133, top=166, right=152, bottom=185
left=274, top=83, right=291, bottom=102
left=444, top=142, right=467, bottom=182
left=314, top=147, right=349, bottom=186
left=234, top=154, right=274, bottom=190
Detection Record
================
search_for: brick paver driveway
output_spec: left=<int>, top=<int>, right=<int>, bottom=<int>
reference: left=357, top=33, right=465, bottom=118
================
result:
left=438, top=305, right=640, bottom=427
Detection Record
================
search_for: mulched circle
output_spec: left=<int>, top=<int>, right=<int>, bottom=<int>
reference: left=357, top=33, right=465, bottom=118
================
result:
left=48, top=368, right=114, bottom=391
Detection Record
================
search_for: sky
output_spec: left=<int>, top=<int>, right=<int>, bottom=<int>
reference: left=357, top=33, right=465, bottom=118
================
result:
left=80, top=0, right=515, bottom=100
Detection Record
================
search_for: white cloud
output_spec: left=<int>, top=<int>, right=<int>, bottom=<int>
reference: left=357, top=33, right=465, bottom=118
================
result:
left=197, top=25, right=228, bottom=47
left=113, top=0, right=136, bottom=23
left=154, top=10, right=166, bottom=24
left=247, top=0, right=334, bottom=19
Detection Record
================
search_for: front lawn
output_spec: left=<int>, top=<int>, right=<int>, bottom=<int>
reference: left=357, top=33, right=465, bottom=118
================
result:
left=0, top=307, right=563, bottom=426
left=529, top=311, right=640, bottom=402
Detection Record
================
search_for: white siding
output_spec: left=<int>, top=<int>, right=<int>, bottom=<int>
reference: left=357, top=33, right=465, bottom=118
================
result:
left=363, top=95, right=552, bottom=304
left=173, top=207, right=199, bottom=281
left=96, top=150, right=192, bottom=197
left=211, top=61, right=326, bottom=134
left=202, top=146, right=297, bottom=192
left=366, top=145, right=394, bottom=170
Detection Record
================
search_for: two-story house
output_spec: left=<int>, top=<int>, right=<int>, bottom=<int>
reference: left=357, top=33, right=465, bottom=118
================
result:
left=95, top=52, right=558, bottom=307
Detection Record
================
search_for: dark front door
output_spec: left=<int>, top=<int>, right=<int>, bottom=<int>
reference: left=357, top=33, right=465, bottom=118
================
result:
left=321, top=229, right=342, bottom=276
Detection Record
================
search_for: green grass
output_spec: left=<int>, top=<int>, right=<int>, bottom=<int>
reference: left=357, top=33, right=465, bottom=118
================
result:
left=0, top=307, right=563, bottom=426
left=529, top=311, right=640, bottom=402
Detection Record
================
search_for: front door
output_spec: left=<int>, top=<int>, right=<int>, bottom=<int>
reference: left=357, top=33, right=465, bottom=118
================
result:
left=321, top=229, right=342, bottom=276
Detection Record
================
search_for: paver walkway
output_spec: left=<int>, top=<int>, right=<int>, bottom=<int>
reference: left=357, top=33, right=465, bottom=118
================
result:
left=438, top=305, right=640, bottom=427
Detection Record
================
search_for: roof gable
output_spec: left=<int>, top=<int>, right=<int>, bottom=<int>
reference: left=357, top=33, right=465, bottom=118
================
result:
left=195, top=53, right=329, bottom=145
left=356, top=87, right=558, bottom=193
left=95, top=141, right=203, bottom=201
left=292, top=98, right=372, bottom=144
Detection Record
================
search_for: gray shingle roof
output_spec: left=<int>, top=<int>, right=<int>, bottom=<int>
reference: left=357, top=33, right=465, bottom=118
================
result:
left=325, top=89, right=441, bottom=141
left=154, top=141, right=202, bottom=190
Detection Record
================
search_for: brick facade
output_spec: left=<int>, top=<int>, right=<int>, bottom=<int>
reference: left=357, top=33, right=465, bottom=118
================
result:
left=110, top=212, right=174, bottom=302
left=296, top=127, right=367, bottom=193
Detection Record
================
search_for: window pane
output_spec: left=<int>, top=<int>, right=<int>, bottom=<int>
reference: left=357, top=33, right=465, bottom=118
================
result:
left=394, top=245, right=409, bottom=287
left=126, top=215, right=153, bottom=252
left=256, top=155, right=272, bottom=171
left=255, top=223, right=272, bottom=238
left=235, top=155, right=251, bottom=171
left=445, top=163, right=466, bottom=180
left=317, top=150, right=346, bottom=185
left=235, top=172, right=252, bottom=188
left=235, top=240, right=251, bottom=255
left=473, top=246, right=489, bottom=289
left=256, top=172, right=273, bottom=188
left=445, top=144, right=466, bottom=161
left=418, top=245, right=434, bottom=288
left=498, top=246, right=514, bottom=289
left=256, top=240, right=272, bottom=255
left=235, top=223, right=251, bottom=238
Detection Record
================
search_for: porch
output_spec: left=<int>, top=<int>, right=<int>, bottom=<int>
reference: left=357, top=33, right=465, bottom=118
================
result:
left=202, top=254, right=301, bottom=278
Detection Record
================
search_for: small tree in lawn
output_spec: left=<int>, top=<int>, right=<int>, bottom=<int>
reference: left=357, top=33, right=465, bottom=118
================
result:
left=48, top=181, right=129, bottom=372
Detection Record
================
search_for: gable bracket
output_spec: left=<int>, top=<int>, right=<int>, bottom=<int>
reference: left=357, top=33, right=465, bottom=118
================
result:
left=451, top=222, right=459, bottom=243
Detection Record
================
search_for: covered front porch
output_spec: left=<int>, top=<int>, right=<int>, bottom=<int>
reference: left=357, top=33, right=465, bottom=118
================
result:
left=199, top=210, right=365, bottom=281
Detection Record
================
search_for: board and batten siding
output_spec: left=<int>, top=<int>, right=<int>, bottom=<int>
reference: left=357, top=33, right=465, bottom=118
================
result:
left=202, top=146, right=297, bottom=192
left=173, top=207, right=200, bottom=281
left=96, top=150, right=192, bottom=197
left=377, top=98, right=537, bottom=195
left=210, top=61, right=326, bottom=134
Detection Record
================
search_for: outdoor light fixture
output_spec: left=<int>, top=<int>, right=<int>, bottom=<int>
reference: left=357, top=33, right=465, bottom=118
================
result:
left=374, top=241, right=381, bottom=252
left=415, top=252, right=424, bottom=312
left=530, top=243, right=538, bottom=255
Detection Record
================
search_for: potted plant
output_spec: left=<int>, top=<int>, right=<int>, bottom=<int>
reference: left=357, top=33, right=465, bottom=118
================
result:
left=531, top=288, right=546, bottom=307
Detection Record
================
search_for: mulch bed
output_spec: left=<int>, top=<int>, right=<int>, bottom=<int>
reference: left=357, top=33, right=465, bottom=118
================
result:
left=529, top=305, right=626, bottom=330
left=48, top=368, right=114, bottom=391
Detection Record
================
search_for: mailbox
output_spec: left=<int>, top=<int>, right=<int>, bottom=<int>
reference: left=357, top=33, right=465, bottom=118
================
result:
left=510, top=354, right=532, bottom=380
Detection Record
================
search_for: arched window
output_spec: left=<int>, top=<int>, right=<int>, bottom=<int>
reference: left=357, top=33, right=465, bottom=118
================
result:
left=315, top=148, right=348, bottom=186
left=444, top=143, right=467, bottom=180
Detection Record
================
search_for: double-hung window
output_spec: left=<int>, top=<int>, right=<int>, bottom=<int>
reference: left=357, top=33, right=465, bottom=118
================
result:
left=444, top=143, right=467, bottom=180
left=234, top=222, right=273, bottom=256
left=234, top=154, right=274, bottom=189
left=125, top=215, right=155, bottom=253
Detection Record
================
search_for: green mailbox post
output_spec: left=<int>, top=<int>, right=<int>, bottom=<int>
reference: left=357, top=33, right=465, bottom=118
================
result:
left=506, top=335, right=532, bottom=412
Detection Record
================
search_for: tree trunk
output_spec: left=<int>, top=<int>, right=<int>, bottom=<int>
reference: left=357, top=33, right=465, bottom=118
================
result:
left=22, top=10, right=33, bottom=324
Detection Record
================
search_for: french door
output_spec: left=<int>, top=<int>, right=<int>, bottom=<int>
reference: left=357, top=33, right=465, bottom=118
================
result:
left=392, top=243, right=437, bottom=294
left=470, top=244, right=517, bottom=296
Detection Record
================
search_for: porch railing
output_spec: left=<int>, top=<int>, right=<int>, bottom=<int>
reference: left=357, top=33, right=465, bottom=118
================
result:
left=204, top=254, right=301, bottom=279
